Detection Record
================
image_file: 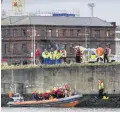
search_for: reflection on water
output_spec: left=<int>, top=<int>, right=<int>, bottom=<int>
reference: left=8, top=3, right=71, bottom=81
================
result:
left=1, top=107, right=120, bottom=112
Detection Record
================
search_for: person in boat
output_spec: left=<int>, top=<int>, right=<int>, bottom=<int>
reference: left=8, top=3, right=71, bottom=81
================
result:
left=39, top=92, right=43, bottom=100
left=32, top=91, right=39, bottom=101
left=35, top=92, right=40, bottom=101
left=64, top=83, right=71, bottom=97
left=50, top=88, right=56, bottom=98
left=43, top=90, right=50, bottom=100
left=32, top=92, right=35, bottom=100
left=56, top=87, right=64, bottom=98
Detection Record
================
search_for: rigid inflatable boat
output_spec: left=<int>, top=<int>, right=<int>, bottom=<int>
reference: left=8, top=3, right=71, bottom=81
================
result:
left=7, top=93, right=83, bottom=107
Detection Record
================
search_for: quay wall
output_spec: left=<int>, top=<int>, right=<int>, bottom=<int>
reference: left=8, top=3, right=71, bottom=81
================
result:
left=1, top=63, right=120, bottom=95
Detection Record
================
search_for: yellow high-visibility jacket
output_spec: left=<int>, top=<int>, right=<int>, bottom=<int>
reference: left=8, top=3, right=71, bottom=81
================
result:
left=56, top=51, right=62, bottom=59
left=42, top=52, right=50, bottom=58
left=49, top=51, right=56, bottom=60
left=98, top=82, right=104, bottom=90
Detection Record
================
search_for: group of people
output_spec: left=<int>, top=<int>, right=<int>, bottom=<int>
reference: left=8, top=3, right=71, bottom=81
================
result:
left=75, top=45, right=111, bottom=63
left=42, top=47, right=67, bottom=65
left=32, top=84, right=70, bottom=101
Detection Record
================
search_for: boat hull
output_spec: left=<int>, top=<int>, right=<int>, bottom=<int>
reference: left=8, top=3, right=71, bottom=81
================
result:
left=7, top=95, right=82, bottom=107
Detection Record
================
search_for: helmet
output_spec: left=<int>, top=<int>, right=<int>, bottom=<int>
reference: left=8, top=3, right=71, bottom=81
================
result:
left=44, top=49, right=47, bottom=51
left=57, top=47, right=60, bottom=50
left=53, top=87, right=57, bottom=91
left=61, top=47, right=64, bottom=50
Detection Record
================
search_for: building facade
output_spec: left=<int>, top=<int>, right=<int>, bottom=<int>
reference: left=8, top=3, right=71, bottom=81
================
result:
left=115, top=26, right=120, bottom=61
left=1, top=16, right=116, bottom=64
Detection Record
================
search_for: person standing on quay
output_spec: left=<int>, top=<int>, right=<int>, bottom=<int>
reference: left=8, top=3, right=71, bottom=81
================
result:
left=104, top=46, right=109, bottom=63
left=75, top=47, right=82, bottom=63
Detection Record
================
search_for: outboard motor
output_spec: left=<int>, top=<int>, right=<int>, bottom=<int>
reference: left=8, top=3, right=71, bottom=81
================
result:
left=11, top=93, right=24, bottom=102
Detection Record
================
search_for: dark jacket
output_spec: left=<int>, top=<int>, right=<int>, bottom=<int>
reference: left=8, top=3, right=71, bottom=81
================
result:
left=104, top=48, right=109, bottom=55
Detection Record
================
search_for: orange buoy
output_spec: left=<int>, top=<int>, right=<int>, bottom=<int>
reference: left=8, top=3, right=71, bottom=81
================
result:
left=96, top=47, right=104, bottom=56
left=9, top=91, right=13, bottom=98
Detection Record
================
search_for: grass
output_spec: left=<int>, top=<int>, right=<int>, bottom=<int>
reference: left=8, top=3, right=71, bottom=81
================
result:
left=1, top=62, right=120, bottom=70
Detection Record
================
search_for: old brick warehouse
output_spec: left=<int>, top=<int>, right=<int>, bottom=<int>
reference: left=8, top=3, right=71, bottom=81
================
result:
left=1, top=16, right=116, bottom=64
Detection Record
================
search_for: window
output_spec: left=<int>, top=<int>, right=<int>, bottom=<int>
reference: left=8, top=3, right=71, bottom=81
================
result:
left=63, top=29, right=66, bottom=37
left=13, top=29, right=18, bottom=37
left=106, top=30, right=110, bottom=37
left=4, top=44, right=9, bottom=54
left=64, top=44, right=67, bottom=50
left=4, top=29, right=10, bottom=37
left=77, top=30, right=80, bottom=37
left=70, top=44, right=73, bottom=54
left=97, top=44, right=101, bottom=48
left=21, top=29, right=26, bottom=37
left=14, top=43, right=17, bottom=50
left=116, top=33, right=120, bottom=39
left=56, top=29, right=59, bottom=37
left=2, top=30, right=5, bottom=37
left=41, top=29, right=45, bottom=37
left=95, top=30, right=100, bottom=38
left=13, top=43, right=17, bottom=54
left=70, top=30, right=73, bottom=37
left=22, top=44, right=26, bottom=52
left=47, top=29, right=52, bottom=37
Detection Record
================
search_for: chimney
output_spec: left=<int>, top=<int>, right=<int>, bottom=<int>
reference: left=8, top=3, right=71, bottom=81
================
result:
left=111, top=22, right=116, bottom=27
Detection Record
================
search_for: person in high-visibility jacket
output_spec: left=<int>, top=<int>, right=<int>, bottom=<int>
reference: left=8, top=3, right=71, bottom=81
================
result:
left=42, top=49, right=50, bottom=64
left=98, top=80, right=104, bottom=99
left=49, top=48, right=56, bottom=65
left=56, top=47, right=62, bottom=64
left=61, top=47, right=67, bottom=63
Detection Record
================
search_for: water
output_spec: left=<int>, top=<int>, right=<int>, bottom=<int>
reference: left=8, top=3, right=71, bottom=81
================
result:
left=1, top=107, right=120, bottom=112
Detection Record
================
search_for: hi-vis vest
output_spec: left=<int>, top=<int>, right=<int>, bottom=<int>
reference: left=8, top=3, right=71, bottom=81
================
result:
left=42, top=52, right=49, bottom=58
left=98, top=82, right=104, bottom=89
left=56, top=51, right=62, bottom=59
left=49, top=51, right=56, bottom=60
left=61, top=50, right=67, bottom=57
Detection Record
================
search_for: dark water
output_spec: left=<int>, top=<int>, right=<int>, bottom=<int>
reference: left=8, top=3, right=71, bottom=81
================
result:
left=1, top=107, right=120, bottom=112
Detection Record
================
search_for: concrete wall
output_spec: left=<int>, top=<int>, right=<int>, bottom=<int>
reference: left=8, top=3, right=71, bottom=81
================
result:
left=1, top=64, right=120, bottom=94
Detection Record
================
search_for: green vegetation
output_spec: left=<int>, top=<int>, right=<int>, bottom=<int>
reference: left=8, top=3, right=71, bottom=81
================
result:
left=1, top=62, right=120, bottom=70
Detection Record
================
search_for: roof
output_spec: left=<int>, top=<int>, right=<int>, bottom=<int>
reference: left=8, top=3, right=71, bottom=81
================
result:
left=1, top=16, right=113, bottom=27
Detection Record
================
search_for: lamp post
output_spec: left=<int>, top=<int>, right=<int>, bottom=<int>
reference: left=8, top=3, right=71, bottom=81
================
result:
left=33, top=25, right=36, bottom=65
left=28, top=25, right=37, bottom=65
left=85, top=27, right=88, bottom=48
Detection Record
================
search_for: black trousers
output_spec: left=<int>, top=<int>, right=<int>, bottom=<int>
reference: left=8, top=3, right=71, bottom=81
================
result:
left=98, top=89, right=104, bottom=98
left=63, top=57, right=66, bottom=62
left=104, top=54, right=109, bottom=63
left=76, top=56, right=81, bottom=63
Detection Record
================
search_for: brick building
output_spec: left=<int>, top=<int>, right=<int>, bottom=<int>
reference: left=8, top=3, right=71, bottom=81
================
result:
left=1, top=16, right=116, bottom=64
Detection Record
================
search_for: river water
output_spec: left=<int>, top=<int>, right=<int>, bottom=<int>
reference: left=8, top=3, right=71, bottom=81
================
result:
left=1, top=107, right=120, bottom=112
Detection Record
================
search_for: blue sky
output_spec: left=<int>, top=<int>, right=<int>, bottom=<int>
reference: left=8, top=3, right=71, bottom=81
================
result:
left=1, top=0, right=120, bottom=25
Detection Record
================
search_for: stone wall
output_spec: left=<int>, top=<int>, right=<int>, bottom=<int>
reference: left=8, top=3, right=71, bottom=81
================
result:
left=1, top=64, right=120, bottom=94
